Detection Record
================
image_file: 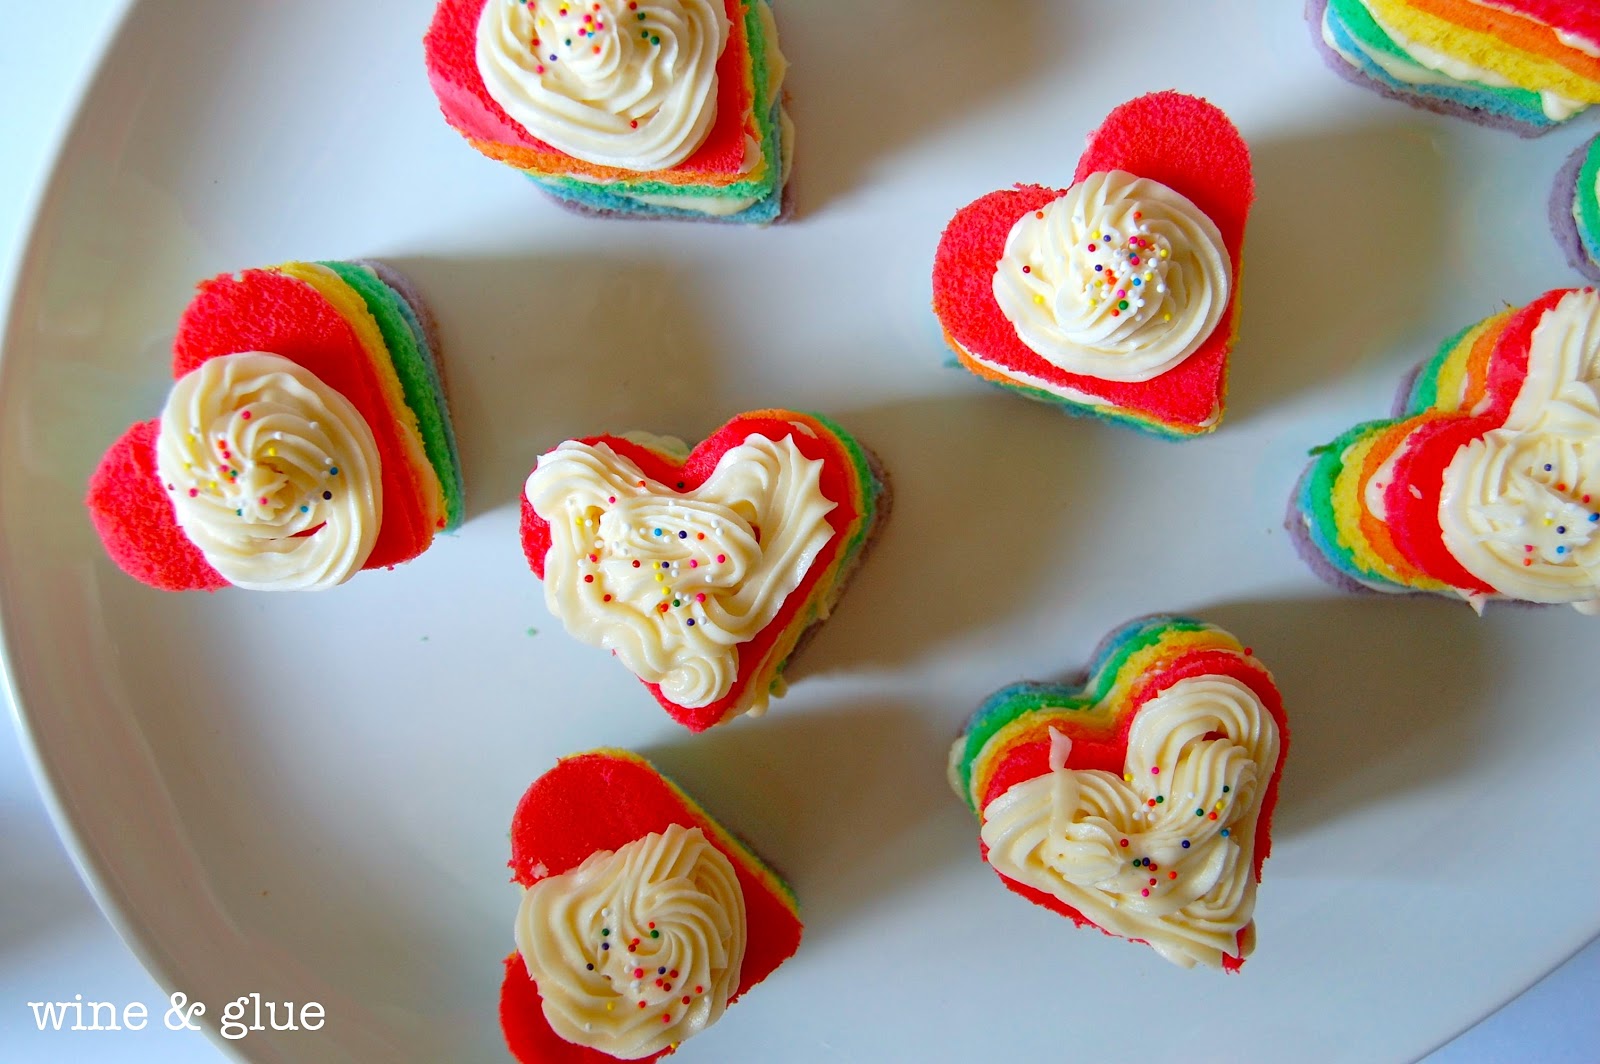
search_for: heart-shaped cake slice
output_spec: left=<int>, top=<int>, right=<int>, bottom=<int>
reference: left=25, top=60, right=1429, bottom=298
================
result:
left=84, top=261, right=463, bottom=591
left=424, top=0, right=792, bottom=223
left=501, top=750, right=802, bottom=1061
left=948, top=616, right=1288, bottom=970
left=520, top=410, right=888, bottom=730
left=1291, top=287, right=1600, bottom=613
left=932, top=91, right=1253, bottom=437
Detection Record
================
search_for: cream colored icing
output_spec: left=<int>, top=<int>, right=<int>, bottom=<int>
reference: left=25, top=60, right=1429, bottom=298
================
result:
left=992, top=170, right=1230, bottom=383
left=1440, top=290, right=1600, bottom=611
left=514, top=824, right=746, bottom=1059
left=154, top=352, right=381, bottom=591
left=477, top=0, right=727, bottom=170
left=980, top=675, right=1281, bottom=969
left=524, top=431, right=838, bottom=708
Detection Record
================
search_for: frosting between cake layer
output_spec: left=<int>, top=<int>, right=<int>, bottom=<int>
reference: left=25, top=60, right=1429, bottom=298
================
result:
left=525, top=433, right=838, bottom=707
left=514, top=824, right=746, bottom=1059
left=1439, top=290, right=1600, bottom=610
left=155, top=352, right=381, bottom=591
left=993, top=171, right=1229, bottom=383
left=476, top=0, right=727, bottom=170
left=980, top=674, right=1280, bottom=969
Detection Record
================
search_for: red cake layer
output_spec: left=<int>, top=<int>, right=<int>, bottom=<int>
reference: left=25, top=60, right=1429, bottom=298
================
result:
left=173, top=269, right=435, bottom=571
left=502, top=751, right=802, bottom=1063
left=1479, top=0, right=1600, bottom=49
left=520, top=412, right=866, bottom=731
left=424, top=0, right=754, bottom=183
left=1382, top=416, right=1503, bottom=594
left=85, top=420, right=228, bottom=592
left=933, top=91, right=1253, bottom=432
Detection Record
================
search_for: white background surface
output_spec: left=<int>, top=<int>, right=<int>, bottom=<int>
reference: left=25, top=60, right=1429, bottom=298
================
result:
left=1, top=1, right=1597, bottom=1061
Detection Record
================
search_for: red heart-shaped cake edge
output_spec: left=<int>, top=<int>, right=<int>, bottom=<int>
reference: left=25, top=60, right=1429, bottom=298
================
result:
left=500, top=750, right=803, bottom=1064
left=933, top=91, right=1254, bottom=435
left=519, top=411, right=871, bottom=732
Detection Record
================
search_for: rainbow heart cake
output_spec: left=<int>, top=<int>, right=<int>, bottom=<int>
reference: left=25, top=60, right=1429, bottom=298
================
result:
left=520, top=410, right=887, bottom=731
left=1311, top=0, right=1600, bottom=134
left=85, top=261, right=463, bottom=592
left=931, top=91, right=1253, bottom=438
left=947, top=616, right=1288, bottom=971
left=1291, top=287, right=1600, bottom=613
left=502, top=750, right=802, bottom=1061
left=1553, top=131, right=1600, bottom=281
left=424, top=0, right=792, bottom=223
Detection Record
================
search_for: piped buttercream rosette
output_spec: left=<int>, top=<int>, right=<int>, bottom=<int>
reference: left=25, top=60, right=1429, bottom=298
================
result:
left=1291, top=286, right=1600, bottom=614
left=948, top=616, right=1289, bottom=971
left=86, top=260, right=464, bottom=592
left=520, top=410, right=888, bottom=731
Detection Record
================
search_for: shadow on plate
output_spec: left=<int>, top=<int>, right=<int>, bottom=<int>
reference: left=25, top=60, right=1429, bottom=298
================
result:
left=782, top=0, right=1059, bottom=213
left=780, top=390, right=1107, bottom=677
left=384, top=253, right=732, bottom=520
left=641, top=697, right=970, bottom=944
left=1198, top=594, right=1489, bottom=838
left=1229, top=121, right=1451, bottom=423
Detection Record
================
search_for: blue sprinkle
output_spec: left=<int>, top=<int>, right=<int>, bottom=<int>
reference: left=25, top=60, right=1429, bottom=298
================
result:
left=1094, top=264, right=1103, bottom=272
left=549, top=53, right=558, bottom=61
left=1132, top=278, right=1142, bottom=286
left=329, top=466, right=339, bottom=476
left=686, top=619, right=696, bottom=626
left=1220, top=828, right=1230, bottom=838
left=1545, top=464, right=1554, bottom=472
left=1558, top=526, right=1567, bottom=534
left=678, top=530, right=688, bottom=539
left=1557, top=546, right=1567, bottom=554
left=653, top=528, right=662, bottom=536
left=300, top=505, right=309, bottom=513
left=1181, top=840, right=1190, bottom=848
left=661, top=561, right=669, bottom=569
left=1590, top=514, right=1598, bottom=522
left=601, top=943, right=609, bottom=951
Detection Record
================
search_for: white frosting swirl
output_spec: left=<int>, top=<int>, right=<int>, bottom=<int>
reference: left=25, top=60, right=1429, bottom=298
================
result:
left=154, top=353, right=381, bottom=591
left=993, top=171, right=1231, bottom=382
left=1440, top=290, right=1600, bottom=612
left=525, top=431, right=838, bottom=708
left=980, top=675, right=1281, bottom=969
left=513, top=824, right=746, bottom=1059
left=477, top=0, right=727, bottom=170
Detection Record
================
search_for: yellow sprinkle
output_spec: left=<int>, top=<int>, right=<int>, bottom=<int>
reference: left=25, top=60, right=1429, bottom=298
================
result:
left=1545, top=518, right=1555, bottom=527
left=1123, top=773, right=1133, bottom=783
left=606, top=1003, right=614, bottom=1013
left=655, top=573, right=665, bottom=582
left=1214, top=801, right=1224, bottom=810
left=1034, top=295, right=1045, bottom=305
left=1162, top=314, right=1172, bottom=322
left=267, top=446, right=276, bottom=457
left=1159, top=249, right=1168, bottom=259
left=209, top=481, right=217, bottom=491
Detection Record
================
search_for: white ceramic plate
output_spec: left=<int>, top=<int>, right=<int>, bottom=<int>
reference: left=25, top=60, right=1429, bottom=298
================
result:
left=3, top=1, right=1597, bottom=1061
